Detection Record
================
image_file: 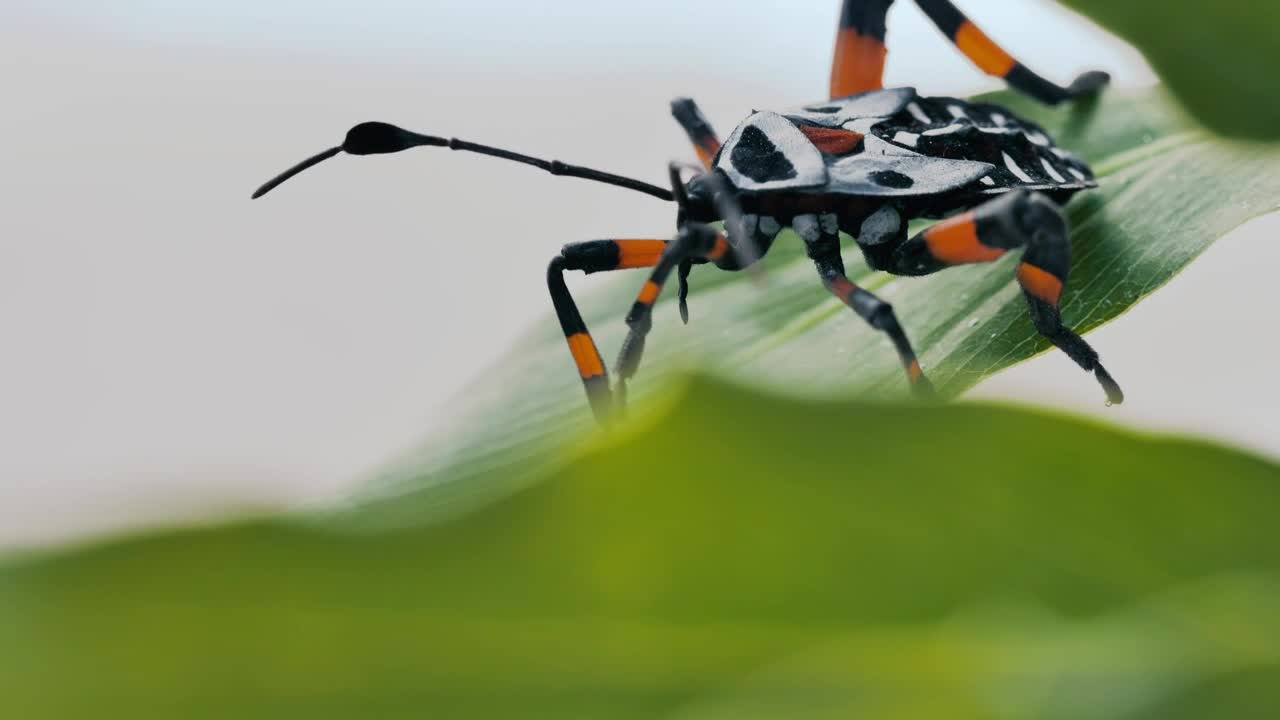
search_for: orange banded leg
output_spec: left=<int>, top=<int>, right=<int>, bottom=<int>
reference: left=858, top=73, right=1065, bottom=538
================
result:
left=826, top=274, right=932, bottom=396
left=913, top=0, right=1109, bottom=105
left=548, top=239, right=668, bottom=422
left=615, top=224, right=731, bottom=393
left=670, top=98, right=721, bottom=170
left=886, top=191, right=1123, bottom=403
left=797, top=212, right=934, bottom=397
left=830, top=0, right=896, bottom=99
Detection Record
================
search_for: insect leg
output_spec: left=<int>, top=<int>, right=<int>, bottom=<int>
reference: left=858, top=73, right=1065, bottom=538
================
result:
left=912, top=0, right=1110, bottom=105
left=830, top=0, right=896, bottom=99
left=824, top=0, right=896, bottom=99
left=615, top=225, right=728, bottom=389
left=613, top=214, right=780, bottom=397
left=670, top=99, right=722, bottom=170
left=549, top=239, right=669, bottom=422
left=882, top=190, right=1123, bottom=404
left=798, top=212, right=935, bottom=397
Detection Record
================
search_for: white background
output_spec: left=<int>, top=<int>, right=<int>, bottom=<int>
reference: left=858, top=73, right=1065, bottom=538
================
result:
left=2, top=1, right=1276, bottom=548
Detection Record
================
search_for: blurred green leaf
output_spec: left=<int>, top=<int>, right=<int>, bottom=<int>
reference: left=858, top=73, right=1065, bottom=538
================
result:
left=3, top=375, right=1279, bottom=718
left=341, top=86, right=1280, bottom=530
left=1062, top=0, right=1280, bottom=140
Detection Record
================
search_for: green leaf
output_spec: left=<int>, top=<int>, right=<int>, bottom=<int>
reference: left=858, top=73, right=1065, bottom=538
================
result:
left=1062, top=0, right=1280, bottom=140
left=3, top=375, right=1280, bottom=718
left=342, top=86, right=1280, bottom=530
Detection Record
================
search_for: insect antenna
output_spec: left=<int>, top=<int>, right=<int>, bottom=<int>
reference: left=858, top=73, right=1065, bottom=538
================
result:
left=252, top=121, right=675, bottom=202
left=252, top=147, right=342, bottom=199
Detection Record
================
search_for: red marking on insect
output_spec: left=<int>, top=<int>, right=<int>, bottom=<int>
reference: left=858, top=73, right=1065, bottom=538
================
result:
left=797, top=125, right=865, bottom=155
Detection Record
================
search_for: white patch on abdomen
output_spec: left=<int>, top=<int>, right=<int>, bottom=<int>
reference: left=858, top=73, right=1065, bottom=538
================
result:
left=1003, top=152, right=1034, bottom=183
left=1040, top=157, right=1067, bottom=183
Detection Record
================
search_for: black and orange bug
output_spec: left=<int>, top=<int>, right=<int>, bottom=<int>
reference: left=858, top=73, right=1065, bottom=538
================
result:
left=252, top=0, right=1124, bottom=423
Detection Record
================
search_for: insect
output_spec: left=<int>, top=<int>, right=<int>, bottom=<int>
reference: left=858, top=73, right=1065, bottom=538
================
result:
left=252, top=0, right=1123, bottom=423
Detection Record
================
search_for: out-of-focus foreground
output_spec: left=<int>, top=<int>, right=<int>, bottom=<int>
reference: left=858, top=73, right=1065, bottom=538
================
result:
left=3, top=376, right=1279, bottom=718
